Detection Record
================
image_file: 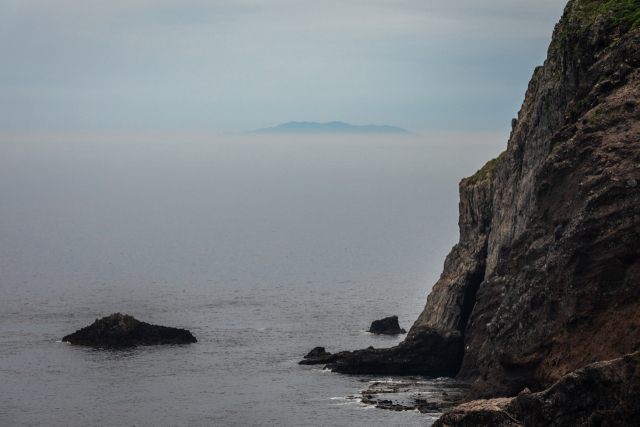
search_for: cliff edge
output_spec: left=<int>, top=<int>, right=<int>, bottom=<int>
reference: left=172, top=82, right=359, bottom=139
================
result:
left=303, top=0, right=640, bottom=418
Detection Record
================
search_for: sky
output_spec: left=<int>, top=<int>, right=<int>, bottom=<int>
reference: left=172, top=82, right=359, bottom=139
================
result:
left=0, top=0, right=568, bottom=133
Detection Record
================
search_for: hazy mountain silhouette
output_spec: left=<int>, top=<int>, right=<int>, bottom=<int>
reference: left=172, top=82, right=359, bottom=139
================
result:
left=241, top=121, right=413, bottom=135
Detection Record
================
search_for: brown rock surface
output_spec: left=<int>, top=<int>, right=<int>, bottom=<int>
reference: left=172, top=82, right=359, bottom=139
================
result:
left=434, top=352, right=640, bottom=427
left=462, top=0, right=640, bottom=397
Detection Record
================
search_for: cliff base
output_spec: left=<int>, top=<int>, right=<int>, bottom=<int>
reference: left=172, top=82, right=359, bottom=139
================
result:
left=434, top=352, right=640, bottom=427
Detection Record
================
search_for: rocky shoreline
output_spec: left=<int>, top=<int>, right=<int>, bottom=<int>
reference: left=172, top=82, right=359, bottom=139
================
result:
left=354, top=376, right=471, bottom=413
left=301, top=0, right=640, bottom=424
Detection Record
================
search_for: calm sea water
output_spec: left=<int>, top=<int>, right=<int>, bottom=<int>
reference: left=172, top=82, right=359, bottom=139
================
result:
left=0, top=133, right=505, bottom=427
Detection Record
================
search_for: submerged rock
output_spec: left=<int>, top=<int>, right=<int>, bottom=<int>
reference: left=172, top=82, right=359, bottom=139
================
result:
left=62, top=313, right=197, bottom=346
left=367, top=316, right=406, bottom=335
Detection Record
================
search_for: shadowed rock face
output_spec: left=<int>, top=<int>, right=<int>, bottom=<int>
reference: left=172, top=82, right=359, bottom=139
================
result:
left=368, top=316, right=406, bottom=335
left=62, top=313, right=197, bottom=346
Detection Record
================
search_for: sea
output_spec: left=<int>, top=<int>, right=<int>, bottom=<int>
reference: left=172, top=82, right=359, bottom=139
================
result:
left=0, top=132, right=506, bottom=427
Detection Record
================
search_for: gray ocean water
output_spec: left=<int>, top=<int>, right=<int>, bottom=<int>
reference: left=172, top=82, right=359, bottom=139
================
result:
left=0, top=133, right=505, bottom=427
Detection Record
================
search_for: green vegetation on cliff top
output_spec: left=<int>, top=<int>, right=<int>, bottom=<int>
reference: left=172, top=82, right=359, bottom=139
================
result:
left=572, top=0, right=640, bottom=31
left=463, top=153, right=505, bottom=186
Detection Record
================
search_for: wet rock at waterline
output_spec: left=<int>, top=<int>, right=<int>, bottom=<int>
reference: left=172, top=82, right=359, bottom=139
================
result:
left=62, top=313, right=197, bottom=346
left=299, top=327, right=464, bottom=376
left=298, top=347, right=351, bottom=365
left=368, top=316, right=406, bottom=335
left=356, top=377, right=471, bottom=414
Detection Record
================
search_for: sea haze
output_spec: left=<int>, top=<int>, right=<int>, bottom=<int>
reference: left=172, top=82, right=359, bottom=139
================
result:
left=241, top=121, right=413, bottom=135
left=0, top=132, right=505, bottom=427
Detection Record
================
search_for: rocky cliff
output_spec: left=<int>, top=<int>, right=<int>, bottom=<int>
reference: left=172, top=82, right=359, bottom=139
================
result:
left=303, top=0, right=640, bottom=419
left=459, top=0, right=640, bottom=399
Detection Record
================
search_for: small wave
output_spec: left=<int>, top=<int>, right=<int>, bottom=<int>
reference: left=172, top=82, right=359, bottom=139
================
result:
left=364, top=379, right=405, bottom=384
left=329, top=396, right=363, bottom=406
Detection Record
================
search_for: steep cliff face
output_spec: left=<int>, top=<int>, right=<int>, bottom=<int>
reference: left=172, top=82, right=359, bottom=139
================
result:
left=411, top=169, right=494, bottom=336
left=321, top=165, right=495, bottom=376
left=310, top=162, right=495, bottom=376
left=302, top=2, right=640, bottom=405
left=459, top=0, right=640, bottom=398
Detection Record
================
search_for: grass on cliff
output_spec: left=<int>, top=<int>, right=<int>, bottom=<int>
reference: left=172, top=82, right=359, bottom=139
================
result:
left=550, top=141, right=564, bottom=155
left=463, top=153, right=505, bottom=186
left=575, top=0, right=640, bottom=32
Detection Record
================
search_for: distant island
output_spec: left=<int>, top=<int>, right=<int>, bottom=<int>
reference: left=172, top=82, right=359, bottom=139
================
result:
left=240, top=121, right=414, bottom=135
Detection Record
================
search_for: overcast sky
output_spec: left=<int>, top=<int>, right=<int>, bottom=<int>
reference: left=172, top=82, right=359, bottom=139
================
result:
left=0, top=0, right=568, bottom=133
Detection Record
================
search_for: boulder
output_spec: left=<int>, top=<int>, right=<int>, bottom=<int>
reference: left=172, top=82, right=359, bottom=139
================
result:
left=62, top=313, right=197, bottom=346
left=368, top=316, right=406, bottom=335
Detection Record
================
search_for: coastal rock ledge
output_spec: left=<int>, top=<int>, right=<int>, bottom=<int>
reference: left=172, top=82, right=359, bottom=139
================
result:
left=434, top=352, right=640, bottom=427
left=62, top=313, right=197, bottom=346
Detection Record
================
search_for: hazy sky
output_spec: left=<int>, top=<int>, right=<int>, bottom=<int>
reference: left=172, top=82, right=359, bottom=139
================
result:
left=1, top=0, right=567, bottom=133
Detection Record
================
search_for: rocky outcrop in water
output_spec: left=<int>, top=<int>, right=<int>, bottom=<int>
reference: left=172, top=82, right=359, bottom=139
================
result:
left=302, top=0, right=640, bottom=421
left=367, top=316, right=406, bottom=335
left=298, top=347, right=350, bottom=365
left=327, top=327, right=463, bottom=376
left=62, top=313, right=197, bottom=346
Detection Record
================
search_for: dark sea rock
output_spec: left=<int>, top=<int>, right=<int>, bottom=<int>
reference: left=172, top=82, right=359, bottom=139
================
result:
left=62, top=313, right=197, bottom=346
left=367, top=316, right=406, bottom=335
left=434, top=352, right=640, bottom=427
left=298, top=347, right=351, bottom=365
left=327, top=327, right=463, bottom=376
